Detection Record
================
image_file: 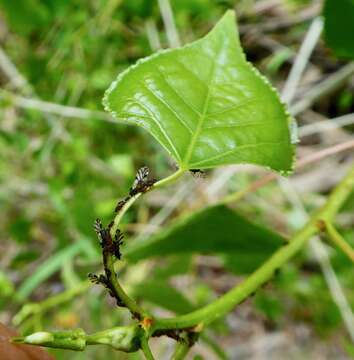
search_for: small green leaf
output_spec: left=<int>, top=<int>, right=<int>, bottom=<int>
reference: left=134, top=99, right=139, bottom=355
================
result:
left=125, top=205, right=285, bottom=274
left=223, top=252, right=277, bottom=274
left=323, top=0, right=354, bottom=59
left=152, top=255, right=192, bottom=280
left=132, top=280, right=195, bottom=314
left=104, top=10, right=294, bottom=173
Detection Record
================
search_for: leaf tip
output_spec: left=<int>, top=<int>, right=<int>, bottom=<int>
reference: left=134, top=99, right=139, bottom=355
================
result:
left=213, top=9, right=237, bottom=32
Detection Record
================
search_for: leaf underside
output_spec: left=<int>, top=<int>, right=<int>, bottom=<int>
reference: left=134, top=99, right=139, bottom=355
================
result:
left=125, top=205, right=284, bottom=274
left=104, top=10, right=294, bottom=173
left=132, top=280, right=195, bottom=314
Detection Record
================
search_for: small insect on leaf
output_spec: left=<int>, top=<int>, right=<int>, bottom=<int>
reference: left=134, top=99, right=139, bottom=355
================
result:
left=189, top=169, right=206, bottom=178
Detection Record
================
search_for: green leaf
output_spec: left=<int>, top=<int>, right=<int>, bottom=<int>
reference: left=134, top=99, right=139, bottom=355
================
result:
left=323, top=0, right=354, bottom=59
left=132, top=280, right=195, bottom=314
left=104, top=10, right=294, bottom=173
left=125, top=205, right=285, bottom=274
left=152, top=255, right=192, bottom=280
left=223, top=252, right=278, bottom=274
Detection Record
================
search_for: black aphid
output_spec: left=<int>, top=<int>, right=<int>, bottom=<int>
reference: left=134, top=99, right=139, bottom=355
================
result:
left=93, top=218, right=110, bottom=248
left=190, top=169, right=205, bottom=178
left=115, top=199, right=127, bottom=213
left=113, top=229, right=124, bottom=259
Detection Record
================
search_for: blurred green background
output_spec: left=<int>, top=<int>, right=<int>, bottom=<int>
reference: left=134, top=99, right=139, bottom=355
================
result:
left=0, top=0, right=354, bottom=359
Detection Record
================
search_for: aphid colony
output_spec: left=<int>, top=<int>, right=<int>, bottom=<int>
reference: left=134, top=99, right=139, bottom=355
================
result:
left=88, top=166, right=156, bottom=304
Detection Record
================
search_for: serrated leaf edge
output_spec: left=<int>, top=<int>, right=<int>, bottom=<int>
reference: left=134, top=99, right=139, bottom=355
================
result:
left=103, top=10, right=295, bottom=174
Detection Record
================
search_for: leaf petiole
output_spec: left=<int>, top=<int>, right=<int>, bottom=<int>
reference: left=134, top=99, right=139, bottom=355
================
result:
left=320, top=220, right=354, bottom=264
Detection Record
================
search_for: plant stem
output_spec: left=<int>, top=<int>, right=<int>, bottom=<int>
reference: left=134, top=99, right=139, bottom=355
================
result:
left=171, top=341, right=191, bottom=360
left=109, top=168, right=185, bottom=239
left=322, top=221, right=354, bottom=264
left=153, top=167, right=186, bottom=188
left=200, top=333, right=228, bottom=360
left=152, top=164, right=354, bottom=332
left=140, top=336, right=155, bottom=360
left=171, top=331, right=199, bottom=360
left=110, top=193, right=142, bottom=239
left=104, top=254, right=148, bottom=319
left=104, top=168, right=186, bottom=320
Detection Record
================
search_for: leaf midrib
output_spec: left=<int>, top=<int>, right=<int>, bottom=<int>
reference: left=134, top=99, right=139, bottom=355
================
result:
left=181, top=46, right=220, bottom=168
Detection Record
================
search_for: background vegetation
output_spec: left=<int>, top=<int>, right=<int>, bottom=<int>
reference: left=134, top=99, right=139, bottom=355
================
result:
left=0, top=0, right=353, bottom=358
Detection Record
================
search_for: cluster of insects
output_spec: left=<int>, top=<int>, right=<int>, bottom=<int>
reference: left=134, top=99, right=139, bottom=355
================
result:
left=88, top=271, right=124, bottom=307
left=88, top=166, right=156, bottom=304
left=88, top=219, right=125, bottom=305
left=88, top=166, right=207, bottom=306
left=93, top=218, right=124, bottom=260
left=115, top=166, right=156, bottom=213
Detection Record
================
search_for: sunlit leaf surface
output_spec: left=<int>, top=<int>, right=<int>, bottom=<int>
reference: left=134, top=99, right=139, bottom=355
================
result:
left=104, top=11, right=294, bottom=172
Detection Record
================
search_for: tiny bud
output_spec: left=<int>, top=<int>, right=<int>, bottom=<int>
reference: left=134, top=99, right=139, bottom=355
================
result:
left=15, top=329, right=87, bottom=351
left=25, top=332, right=54, bottom=345
left=86, top=325, right=143, bottom=353
left=141, top=317, right=153, bottom=330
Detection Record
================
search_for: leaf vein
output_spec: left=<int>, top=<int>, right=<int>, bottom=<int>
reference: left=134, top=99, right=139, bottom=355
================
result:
left=202, top=121, right=264, bottom=130
left=206, top=97, right=262, bottom=118
left=141, top=83, right=194, bottom=135
left=154, top=65, right=202, bottom=117
left=182, top=44, right=221, bottom=166
left=129, top=100, right=182, bottom=161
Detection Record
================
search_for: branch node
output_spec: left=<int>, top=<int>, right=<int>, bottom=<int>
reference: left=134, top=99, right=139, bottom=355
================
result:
left=316, top=219, right=326, bottom=232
